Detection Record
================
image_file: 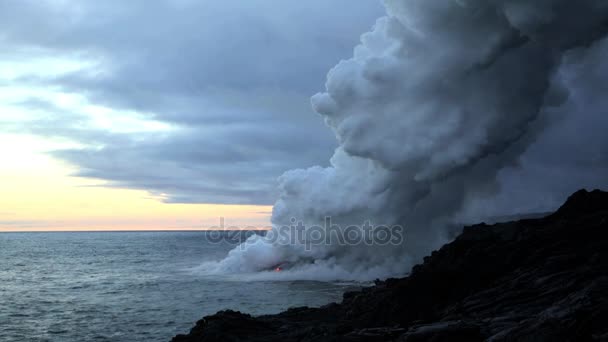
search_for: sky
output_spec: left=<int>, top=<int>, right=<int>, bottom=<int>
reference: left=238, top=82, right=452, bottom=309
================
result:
left=1, top=0, right=607, bottom=232
left=0, top=0, right=384, bottom=231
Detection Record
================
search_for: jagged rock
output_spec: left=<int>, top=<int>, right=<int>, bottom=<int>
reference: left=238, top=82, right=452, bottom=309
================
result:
left=172, top=189, right=608, bottom=342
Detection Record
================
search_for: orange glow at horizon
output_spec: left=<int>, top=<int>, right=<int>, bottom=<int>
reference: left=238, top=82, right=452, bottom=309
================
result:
left=0, top=134, right=272, bottom=232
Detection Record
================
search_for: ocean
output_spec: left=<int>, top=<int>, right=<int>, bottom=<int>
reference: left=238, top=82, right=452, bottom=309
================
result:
left=0, top=232, right=358, bottom=342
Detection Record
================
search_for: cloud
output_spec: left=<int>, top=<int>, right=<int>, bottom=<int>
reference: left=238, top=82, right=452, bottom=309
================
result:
left=0, top=0, right=384, bottom=204
left=2, top=0, right=605, bottom=216
left=463, top=36, right=608, bottom=217
left=211, top=0, right=608, bottom=280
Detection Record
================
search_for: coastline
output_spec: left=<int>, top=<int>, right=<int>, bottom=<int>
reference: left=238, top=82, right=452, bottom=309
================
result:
left=173, top=189, right=608, bottom=341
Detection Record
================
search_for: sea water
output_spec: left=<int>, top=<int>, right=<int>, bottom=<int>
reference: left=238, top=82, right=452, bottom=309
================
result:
left=0, top=232, right=357, bottom=342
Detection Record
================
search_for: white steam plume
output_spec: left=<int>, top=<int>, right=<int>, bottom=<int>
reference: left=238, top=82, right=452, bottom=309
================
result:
left=204, top=0, right=608, bottom=281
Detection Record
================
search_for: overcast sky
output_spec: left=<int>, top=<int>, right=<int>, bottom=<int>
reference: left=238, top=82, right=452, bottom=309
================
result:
left=1, top=0, right=606, bottom=222
left=0, top=0, right=384, bottom=205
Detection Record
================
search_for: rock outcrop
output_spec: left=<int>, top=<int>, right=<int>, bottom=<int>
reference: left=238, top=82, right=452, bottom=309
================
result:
left=173, top=189, right=608, bottom=341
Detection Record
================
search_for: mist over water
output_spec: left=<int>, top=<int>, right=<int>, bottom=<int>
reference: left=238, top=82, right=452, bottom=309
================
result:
left=211, top=0, right=608, bottom=281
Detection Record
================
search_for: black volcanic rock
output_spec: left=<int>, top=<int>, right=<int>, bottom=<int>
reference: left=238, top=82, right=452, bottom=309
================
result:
left=172, top=189, right=608, bottom=342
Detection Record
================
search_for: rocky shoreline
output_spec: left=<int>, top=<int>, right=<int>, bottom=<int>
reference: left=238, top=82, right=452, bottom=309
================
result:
left=173, top=189, right=608, bottom=341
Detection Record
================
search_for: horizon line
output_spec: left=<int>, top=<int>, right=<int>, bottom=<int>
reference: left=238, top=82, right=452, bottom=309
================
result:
left=0, top=228, right=271, bottom=233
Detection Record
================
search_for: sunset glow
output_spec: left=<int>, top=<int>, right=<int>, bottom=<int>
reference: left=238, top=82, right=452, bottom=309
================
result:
left=0, top=133, right=271, bottom=231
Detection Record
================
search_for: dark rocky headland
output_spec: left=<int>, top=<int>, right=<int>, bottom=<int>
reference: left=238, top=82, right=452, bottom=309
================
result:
left=173, top=189, right=608, bottom=341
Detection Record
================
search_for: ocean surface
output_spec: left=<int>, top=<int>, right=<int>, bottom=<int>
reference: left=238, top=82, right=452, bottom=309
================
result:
left=0, top=232, right=359, bottom=342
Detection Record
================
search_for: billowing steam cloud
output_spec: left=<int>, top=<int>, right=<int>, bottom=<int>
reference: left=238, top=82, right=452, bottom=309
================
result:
left=204, top=0, right=608, bottom=281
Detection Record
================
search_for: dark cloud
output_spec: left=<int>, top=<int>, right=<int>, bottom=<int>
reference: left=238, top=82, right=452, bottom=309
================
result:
left=51, top=123, right=336, bottom=204
left=463, top=36, right=608, bottom=217
left=0, top=0, right=384, bottom=204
